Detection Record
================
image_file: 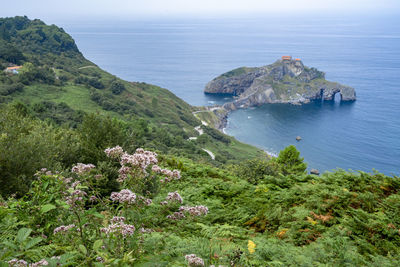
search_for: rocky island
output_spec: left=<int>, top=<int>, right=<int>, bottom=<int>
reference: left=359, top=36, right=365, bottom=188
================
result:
left=205, top=56, right=356, bottom=111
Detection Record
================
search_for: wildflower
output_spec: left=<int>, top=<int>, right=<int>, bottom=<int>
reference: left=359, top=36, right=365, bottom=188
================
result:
left=110, top=216, right=126, bottom=223
left=89, top=195, right=97, bottom=202
left=166, top=191, right=183, bottom=204
left=184, top=254, right=204, bottom=266
left=70, top=181, right=81, bottom=189
left=30, top=259, right=49, bottom=267
left=65, top=189, right=87, bottom=206
left=179, top=205, right=208, bottom=216
left=54, top=224, right=75, bottom=234
left=104, top=146, right=124, bottom=158
left=101, top=217, right=135, bottom=238
left=151, top=165, right=162, bottom=173
left=8, top=259, right=28, bottom=267
left=139, top=227, right=153, bottom=234
left=117, top=166, right=132, bottom=182
left=166, top=211, right=185, bottom=220
left=138, top=195, right=153, bottom=206
left=63, top=177, right=73, bottom=184
left=71, top=163, right=95, bottom=175
left=160, top=201, right=168, bottom=205
left=158, top=169, right=181, bottom=183
left=172, top=170, right=181, bottom=179
left=247, top=240, right=256, bottom=254
left=96, top=256, right=105, bottom=263
left=120, top=149, right=158, bottom=170
left=110, top=189, right=137, bottom=204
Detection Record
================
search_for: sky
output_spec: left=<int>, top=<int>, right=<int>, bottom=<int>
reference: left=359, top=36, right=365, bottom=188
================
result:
left=1, top=0, right=400, bottom=21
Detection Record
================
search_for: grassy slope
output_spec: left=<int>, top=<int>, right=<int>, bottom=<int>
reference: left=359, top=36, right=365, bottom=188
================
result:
left=0, top=16, right=265, bottom=164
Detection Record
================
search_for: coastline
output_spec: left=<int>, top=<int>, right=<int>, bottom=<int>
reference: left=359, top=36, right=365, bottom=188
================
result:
left=220, top=108, right=277, bottom=159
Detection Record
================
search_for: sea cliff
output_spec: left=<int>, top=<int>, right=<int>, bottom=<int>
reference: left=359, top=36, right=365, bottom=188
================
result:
left=205, top=58, right=356, bottom=112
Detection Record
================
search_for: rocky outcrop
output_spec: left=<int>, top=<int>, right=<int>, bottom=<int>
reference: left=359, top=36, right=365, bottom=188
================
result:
left=205, top=59, right=356, bottom=111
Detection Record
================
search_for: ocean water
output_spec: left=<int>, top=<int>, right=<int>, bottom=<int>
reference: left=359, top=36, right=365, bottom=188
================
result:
left=62, top=15, right=400, bottom=175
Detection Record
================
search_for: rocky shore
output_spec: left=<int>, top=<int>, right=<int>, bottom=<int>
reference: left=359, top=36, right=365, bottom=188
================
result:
left=205, top=58, right=356, bottom=113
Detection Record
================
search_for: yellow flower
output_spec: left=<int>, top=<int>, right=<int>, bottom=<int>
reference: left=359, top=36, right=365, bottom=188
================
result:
left=248, top=240, right=256, bottom=254
left=307, top=216, right=318, bottom=225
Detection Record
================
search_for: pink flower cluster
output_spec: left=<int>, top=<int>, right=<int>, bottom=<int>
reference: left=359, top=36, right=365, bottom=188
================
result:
left=101, top=216, right=135, bottom=237
left=179, top=205, right=209, bottom=216
left=166, top=211, right=186, bottom=220
left=65, top=189, right=87, bottom=207
left=71, top=163, right=95, bottom=175
left=139, top=227, right=154, bottom=234
left=29, top=259, right=49, bottom=267
left=8, top=259, right=27, bottom=267
left=104, top=145, right=124, bottom=158
left=110, top=189, right=136, bottom=204
left=184, top=254, right=205, bottom=266
left=53, top=224, right=75, bottom=234
left=119, top=148, right=158, bottom=170
left=112, top=147, right=158, bottom=182
left=138, top=195, right=153, bottom=206
left=110, top=216, right=126, bottom=223
left=8, top=259, right=49, bottom=267
left=165, top=191, right=183, bottom=204
left=104, top=146, right=182, bottom=184
left=34, top=168, right=53, bottom=177
left=156, top=168, right=181, bottom=183
left=110, top=189, right=152, bottom=206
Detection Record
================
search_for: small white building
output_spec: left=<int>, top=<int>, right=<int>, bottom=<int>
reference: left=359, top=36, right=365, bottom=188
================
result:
left=4, top=66, right=22, bottom=74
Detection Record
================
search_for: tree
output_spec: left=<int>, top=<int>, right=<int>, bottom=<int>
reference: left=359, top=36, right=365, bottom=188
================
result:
left=275, top=145, right=307, bottom=175
left=78, top=114, right=127, bottom=163
left=110, top=80, right=125, bottom=95
left=0, top=105, right=81, bottom=196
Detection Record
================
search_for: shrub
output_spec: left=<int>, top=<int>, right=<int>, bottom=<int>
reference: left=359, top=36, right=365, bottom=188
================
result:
left=275, top=145, right=307, bottom=175
left=110, top=80, right=125, bottom=95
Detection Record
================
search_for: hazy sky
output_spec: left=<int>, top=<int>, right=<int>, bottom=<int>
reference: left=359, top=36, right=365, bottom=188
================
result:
left=2, top=0, right=400, bottom=20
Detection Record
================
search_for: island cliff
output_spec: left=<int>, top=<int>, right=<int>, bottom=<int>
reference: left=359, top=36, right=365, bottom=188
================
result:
left=205, top=57, right=356, bottom=111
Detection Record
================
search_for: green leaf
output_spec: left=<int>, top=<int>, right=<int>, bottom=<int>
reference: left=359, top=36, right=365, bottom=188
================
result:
left=41, top=204, right=56, bottom=213
left=93, top=239, right=103, bottom=251
left=42, top=180, right=49, bottom=190
left=3, top=240, right=18, bottom=250
left=93, top=212, right=105, bottom=219
left=16, top=228, right=32, bottom=243
left=25, top=236, right=42, bottom=249
left=78, top=244, right=87, bottom=255
left=56, top=200, right=70, bottom=209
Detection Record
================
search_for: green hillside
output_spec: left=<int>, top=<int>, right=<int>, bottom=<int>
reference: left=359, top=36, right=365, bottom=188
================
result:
left=1, top=16, right=399, bottom=267
left=0, top=16, right=265, bottom=167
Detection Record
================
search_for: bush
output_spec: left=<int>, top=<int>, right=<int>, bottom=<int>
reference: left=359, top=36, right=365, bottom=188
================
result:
left=88, top=78, right=104, bottom=89
left=276, top=145, right=307, bottom=175
left=0, top=105, right=81, bottom=196
left=0, top=82, right=24, bottom=96
left=110, top=80, right=125, bottom=95
left=234, top=158, right=279, bottom=184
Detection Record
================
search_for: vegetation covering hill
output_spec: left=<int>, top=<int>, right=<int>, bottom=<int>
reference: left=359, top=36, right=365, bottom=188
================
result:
left=0, top=16, right=265, bottom=172
left=0, top=16, right=399, bottom=267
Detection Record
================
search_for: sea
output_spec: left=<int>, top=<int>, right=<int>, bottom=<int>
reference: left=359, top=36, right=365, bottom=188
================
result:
left=60, top=14, right=400, bottom=175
